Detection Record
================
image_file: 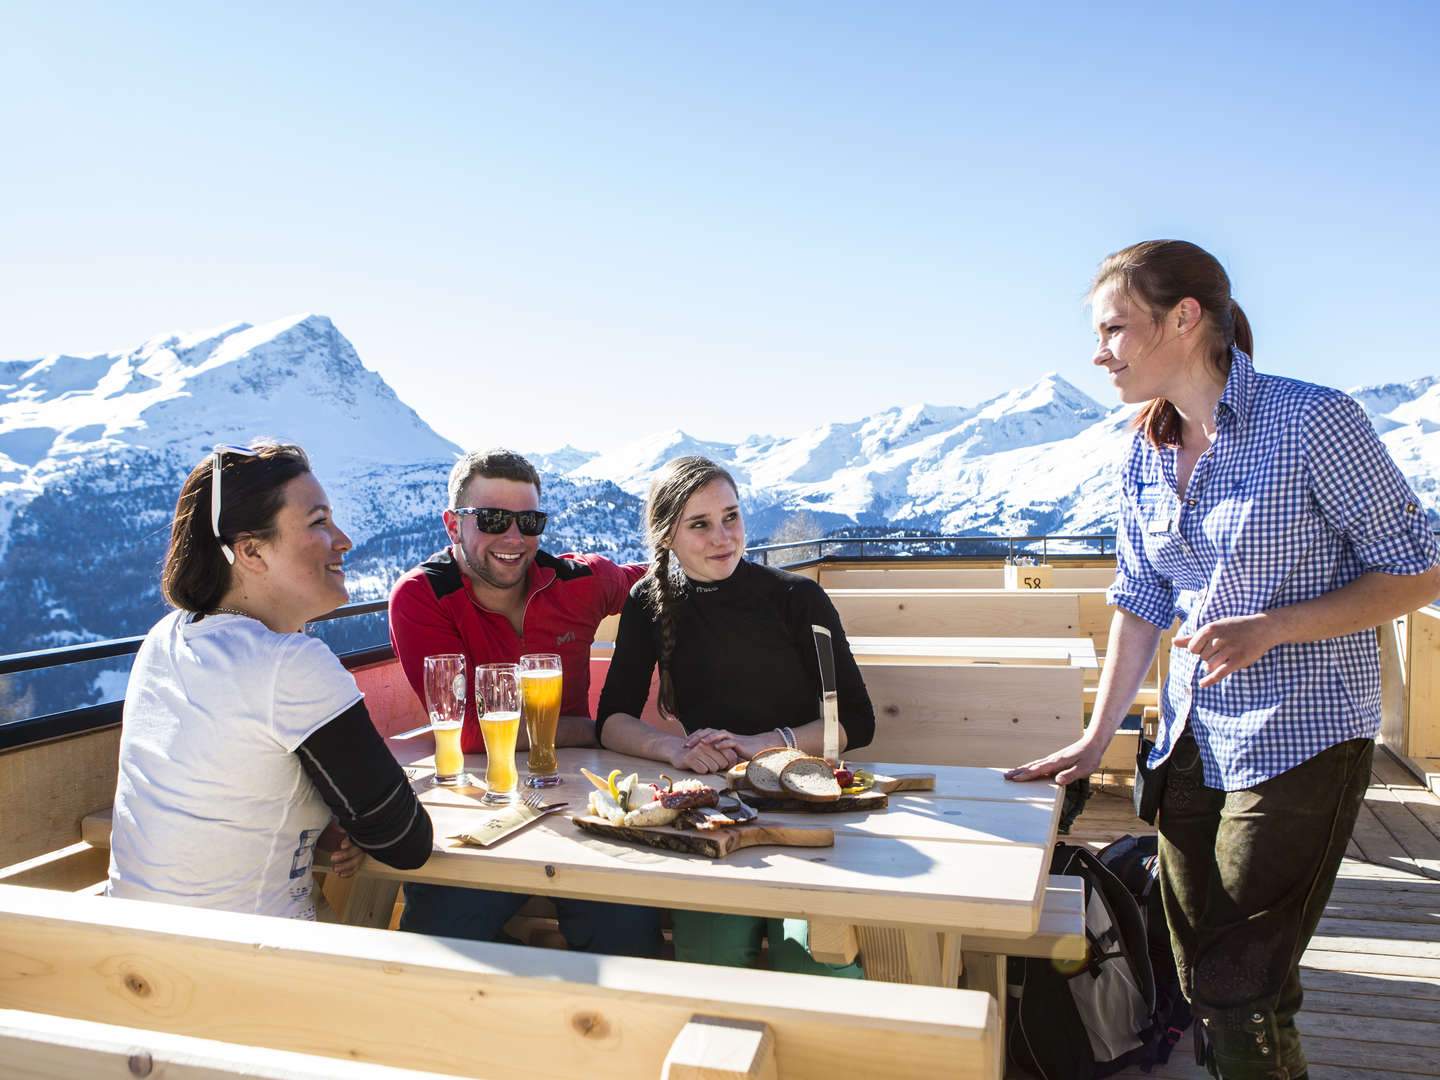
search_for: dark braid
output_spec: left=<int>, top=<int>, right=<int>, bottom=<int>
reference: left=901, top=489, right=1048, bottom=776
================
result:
left=649, top=547, right=681, bottom=717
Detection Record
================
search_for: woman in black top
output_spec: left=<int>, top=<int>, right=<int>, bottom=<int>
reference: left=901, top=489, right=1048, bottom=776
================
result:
left=597, top=455, right=873, bottom=975
left=597, top=457, right=873, bottom=770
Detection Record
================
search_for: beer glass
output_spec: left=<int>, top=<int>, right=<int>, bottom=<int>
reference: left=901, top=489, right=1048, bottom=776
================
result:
left=475, top=663, right=521, bottom=807
left=519, top=653, right=563, bottom=788
left=423, top=653, right=466, bottom=786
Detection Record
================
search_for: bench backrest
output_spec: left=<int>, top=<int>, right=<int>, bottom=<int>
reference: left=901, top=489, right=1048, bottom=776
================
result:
left=827, top=589, right=1083, bottom=637
left=858, top=662, right=1082, bottom=768
left=0, top=883, right=997, bottom=1080
left=819, top=567, right=1117, bottom=590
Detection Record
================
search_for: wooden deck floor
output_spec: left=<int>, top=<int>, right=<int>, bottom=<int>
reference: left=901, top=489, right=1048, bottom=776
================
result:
left=1046, top=749, right=1440, bottom=1080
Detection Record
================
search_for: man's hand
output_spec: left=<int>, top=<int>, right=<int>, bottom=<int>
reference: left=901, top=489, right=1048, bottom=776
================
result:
left=1005, top=736, right=1106, bottom=787
left=1173, top=613, right=1277, bottom=688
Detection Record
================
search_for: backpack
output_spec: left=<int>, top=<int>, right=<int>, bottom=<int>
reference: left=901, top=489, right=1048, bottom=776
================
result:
left=1006, top=841, right=1188, bottom=1079
left=1096, top=835, right=1193, bottom=1065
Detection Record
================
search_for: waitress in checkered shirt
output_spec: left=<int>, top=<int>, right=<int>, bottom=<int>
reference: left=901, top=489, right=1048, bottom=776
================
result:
left=1008, top=240, right=1440, bottom=1080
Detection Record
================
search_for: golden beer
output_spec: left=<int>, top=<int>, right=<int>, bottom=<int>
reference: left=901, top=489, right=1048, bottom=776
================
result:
left=475, top=663, right=522, bottom=807
left=480, top=711, right=521, bottom=796
left=521, top=669, right=562, bottom=775
left=432, top=721, right=464, bottom=785
left=519, top=653, right=563, bottom=788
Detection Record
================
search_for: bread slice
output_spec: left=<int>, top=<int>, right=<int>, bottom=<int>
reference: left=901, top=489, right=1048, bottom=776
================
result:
left=779, top=756, right=842, bottom=802
left=746, top=747, right=805, bottom=794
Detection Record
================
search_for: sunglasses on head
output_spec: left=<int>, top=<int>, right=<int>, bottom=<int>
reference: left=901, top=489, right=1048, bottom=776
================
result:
left=452, top=507, right=548, bottom=536
left=211, top=443, right=261, bottom=564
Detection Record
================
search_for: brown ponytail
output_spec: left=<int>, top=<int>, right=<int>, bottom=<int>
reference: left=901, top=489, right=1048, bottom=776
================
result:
left=1092, top=240, right=1252, bottom=448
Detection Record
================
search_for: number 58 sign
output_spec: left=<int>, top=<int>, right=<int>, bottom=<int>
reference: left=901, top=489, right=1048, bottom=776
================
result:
left=1003, top=563, right=1053, bottom=589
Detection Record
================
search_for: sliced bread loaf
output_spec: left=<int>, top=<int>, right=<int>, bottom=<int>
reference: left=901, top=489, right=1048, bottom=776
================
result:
left=746, top=746, right=805, bottom=793
left=779, top=756, right=842, bottom=802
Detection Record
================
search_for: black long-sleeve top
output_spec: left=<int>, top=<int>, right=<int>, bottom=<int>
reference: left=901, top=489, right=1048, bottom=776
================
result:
left=596, top=559, right=874, bottom=749
left=297, top=700, right=433, bottom=870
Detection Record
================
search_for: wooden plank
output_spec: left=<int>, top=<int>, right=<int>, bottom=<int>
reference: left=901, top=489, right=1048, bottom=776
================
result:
left=958, top=952, right=1006, bottom=1080
left=0, top=884, right=997, bottom=1080
left=1363, top=786, right=1440, bottom=878
left=0, top=725, right=121, bottom=868
left=826, top=589, right=1084, bottom=638
left=858, top=663, right=1082, bottom=769
left=1301, top=948, right=1440, bottom=981
left=819, top=567, right=1006, bottom=590
left=1297, top=1031, right=1440, bottom=1076
left=1379, top=615, right=1410, bottom=753
left=1410, top=609, right=1440, bottom=760
left=0, top=1008, right=472, bottom=1080
left=848, top=634, right=1096, bottom=667
left=0, top=840, right=109, bottom=891
left=662, top=1016, right=776, bottom=1080
left=1304, top=986, right=1440, bottom=1023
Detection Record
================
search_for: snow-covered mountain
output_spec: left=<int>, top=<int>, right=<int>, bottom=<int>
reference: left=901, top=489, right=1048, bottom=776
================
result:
left=0, top=316, right=647, bottom=679
left=569, top=371, right=1440, bottom=540
left=4, top=314, right=1438, bottom=714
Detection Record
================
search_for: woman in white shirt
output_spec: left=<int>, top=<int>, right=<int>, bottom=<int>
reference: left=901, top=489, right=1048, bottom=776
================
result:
left=107, top=441, right=432, bottom=919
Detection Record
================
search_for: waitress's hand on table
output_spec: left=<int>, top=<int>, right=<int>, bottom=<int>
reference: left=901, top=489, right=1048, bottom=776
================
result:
left=672, top=728, right=742, bottom=774
left=319, top=821, right=367, bottom=878
left=1005, top=735, right=1105, bottom=787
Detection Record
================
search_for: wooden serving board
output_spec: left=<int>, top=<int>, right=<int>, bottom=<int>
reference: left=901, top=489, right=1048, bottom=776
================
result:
left=570, top=815, right=834, bottom=858
left=734, top=772, right=935, bottom=813
left=737, top=789, right=889, bottom=813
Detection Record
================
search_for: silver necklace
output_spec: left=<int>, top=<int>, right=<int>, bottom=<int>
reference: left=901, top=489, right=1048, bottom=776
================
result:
left=211, top=605, right=258, bottom=620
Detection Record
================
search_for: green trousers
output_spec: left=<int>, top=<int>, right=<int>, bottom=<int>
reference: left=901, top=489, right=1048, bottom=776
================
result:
left=1158, top=731, right=1371, bottom=1080
left=671, top=910, right=866, bottom=978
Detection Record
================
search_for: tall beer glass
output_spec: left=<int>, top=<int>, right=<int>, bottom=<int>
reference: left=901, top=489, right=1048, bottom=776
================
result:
left=423, top=654, right=466, bottom=786
left=519, top=653, right=563, bottom=788
left=475, top=663, right=520, bottom=807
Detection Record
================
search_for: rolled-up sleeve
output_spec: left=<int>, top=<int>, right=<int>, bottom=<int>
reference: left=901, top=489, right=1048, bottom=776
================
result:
left=1306, top=395, right=1440, bottom=575
left=1106, top=460, right=1176, bottom=629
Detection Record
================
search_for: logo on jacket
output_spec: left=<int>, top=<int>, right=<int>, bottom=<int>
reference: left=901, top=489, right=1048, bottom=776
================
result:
left=556, top=631, right=576, bottom=645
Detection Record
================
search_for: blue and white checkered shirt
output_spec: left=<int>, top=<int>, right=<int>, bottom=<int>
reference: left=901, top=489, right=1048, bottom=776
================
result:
left=1108, top=348, right=1439, bottom=790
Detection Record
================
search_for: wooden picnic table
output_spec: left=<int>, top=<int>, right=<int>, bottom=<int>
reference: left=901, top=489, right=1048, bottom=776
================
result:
left=848, top=634, right=1099, bottom=669
left=335, top=741, right=1064, bottom=991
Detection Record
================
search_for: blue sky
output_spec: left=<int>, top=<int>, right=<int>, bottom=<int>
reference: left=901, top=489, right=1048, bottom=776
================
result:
left=3, top=1, right=1436, bottom=454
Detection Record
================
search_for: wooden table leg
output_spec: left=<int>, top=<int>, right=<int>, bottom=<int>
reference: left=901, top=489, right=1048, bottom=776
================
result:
left=960, top=950, right=1006, bottom=1080
left=901, top=930, right=944, bottom=986
left=806, top=920, right=859, bottom=965
left=340, top=876, right=401, bottom=929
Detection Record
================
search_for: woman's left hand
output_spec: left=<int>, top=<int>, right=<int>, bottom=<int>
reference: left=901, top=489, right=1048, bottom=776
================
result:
left=1174, top=613, right=1277, bottom=687
left=319, top=822, right=367, bottom=878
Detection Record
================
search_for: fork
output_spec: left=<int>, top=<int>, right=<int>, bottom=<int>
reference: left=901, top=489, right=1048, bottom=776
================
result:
left=520, top=791, right=567, bottom=814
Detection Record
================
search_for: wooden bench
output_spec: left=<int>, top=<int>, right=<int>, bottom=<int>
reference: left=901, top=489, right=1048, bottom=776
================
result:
left=0, top=882, right=999, bottom=1080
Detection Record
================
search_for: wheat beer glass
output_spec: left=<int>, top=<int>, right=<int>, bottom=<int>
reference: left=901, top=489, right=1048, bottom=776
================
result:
left=519, top=653, right=563, bottom=788
left=475, top=663, right=521, bottom=807
left=423, top=654, right=467, bottom=786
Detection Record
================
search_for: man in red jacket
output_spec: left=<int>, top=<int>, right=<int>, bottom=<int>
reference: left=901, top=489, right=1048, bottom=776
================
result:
left=388, top=448, right=659, bottom=954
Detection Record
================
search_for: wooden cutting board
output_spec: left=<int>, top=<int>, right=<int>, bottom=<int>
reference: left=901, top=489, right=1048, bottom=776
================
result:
left=735, top=772, right=934, bottom=813
left=571, top=815, right=834, bottom=858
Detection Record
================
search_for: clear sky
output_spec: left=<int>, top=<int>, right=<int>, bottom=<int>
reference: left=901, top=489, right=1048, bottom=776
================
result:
left=3, top=1, right=1436, bottom=454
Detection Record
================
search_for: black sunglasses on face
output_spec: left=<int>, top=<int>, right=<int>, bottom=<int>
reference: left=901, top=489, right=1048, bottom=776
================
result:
left=452, top=507, right=548, bottom=536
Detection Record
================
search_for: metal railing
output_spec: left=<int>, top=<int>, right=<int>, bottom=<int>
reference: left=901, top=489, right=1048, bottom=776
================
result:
left=5, top=527, right=1436, bottom=749
left=747, top=533, right=1116, bottom=565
